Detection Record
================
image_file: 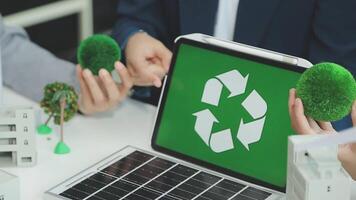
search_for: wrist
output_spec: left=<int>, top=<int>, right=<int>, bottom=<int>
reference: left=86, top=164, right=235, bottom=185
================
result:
left=124, top=30, right=146, bottom=50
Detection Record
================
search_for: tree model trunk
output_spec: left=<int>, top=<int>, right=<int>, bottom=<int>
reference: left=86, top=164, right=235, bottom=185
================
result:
left=44, top=113, right=54, bottom=125
left=59, top=97, right=66, bottom=142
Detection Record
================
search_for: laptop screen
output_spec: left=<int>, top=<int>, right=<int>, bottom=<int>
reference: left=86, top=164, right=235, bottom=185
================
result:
left=152, top=38, right=305, bottom=192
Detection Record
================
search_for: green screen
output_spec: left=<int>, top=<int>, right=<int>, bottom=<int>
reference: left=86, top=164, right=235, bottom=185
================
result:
left=156, top=43, right=301, bottom=188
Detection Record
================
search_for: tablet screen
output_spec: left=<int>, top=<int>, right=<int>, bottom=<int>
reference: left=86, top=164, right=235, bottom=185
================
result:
left=152, top=38, right=305, bottom=192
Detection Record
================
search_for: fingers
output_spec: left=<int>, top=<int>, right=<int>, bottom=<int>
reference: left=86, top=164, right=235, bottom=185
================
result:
left=99, top=69, right=120, bottom=106
left=318, top=121, right=335, bottom=133
left=115, top=62, right=133, bottom=99
left=127, top=62, right=165, bottom=88
left=154, top=43, right=172, bottom=71
left=288, top=88, right=335, bottom=134
left=291, top=98, right=314, bottom=135
left=147, top=63, right=166, bottom=87
left=77, top=65, right=94, bottom=113
left=352, top=101, right=356, bottom=127
left=288, top=88, right=296, bottom=115
left=338, top=144, right=356, bottom=180
left=288, top=88, right=320, bottom=135
left=82, top=69, right=106, bottom=105
left=79, top=68, right=117, bottom=115
left=77, top=63, right=134, bottom=115
left=307, top=117, right=321, bottom=131
left=77, top=65, right=90, bottom=100
left=152, top=77, right=162, bottom=88
left=125, top=33, right=170, bottom=87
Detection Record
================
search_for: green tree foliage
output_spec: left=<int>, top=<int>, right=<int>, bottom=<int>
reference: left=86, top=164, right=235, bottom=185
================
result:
left=40, top=82, right=78, bottom=125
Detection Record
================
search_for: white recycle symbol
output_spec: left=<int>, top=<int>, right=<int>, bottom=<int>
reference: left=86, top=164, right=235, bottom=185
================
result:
left=193, top=69, right=267, bottom=153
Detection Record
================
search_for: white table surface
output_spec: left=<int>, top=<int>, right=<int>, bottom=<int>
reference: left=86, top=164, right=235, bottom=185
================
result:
left=1, top=88, right=355, bottom=200
left=1, top=88, right=157, bottom=200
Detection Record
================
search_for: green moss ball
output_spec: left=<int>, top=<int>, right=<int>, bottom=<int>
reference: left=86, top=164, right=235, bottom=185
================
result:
left=77, top=34, right=121, bottom=75
left=296, top=62, right=356, bottom=121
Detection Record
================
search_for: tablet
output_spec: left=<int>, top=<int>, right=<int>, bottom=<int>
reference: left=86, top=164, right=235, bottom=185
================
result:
left=151, top=33, right=312, bottom=192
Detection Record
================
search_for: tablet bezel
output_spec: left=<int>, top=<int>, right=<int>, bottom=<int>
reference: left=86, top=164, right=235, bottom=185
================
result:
left=151, top=36, right=307, bottom=193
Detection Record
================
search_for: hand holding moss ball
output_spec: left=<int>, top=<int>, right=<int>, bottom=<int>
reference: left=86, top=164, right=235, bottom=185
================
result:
left=296, top=62, right=356, bottom=121
left=77, top=34, right=121, bottom=75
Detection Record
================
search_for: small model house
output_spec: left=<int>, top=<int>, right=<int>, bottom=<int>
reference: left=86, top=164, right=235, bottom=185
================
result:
left=0, top=107, right=36, bottom=167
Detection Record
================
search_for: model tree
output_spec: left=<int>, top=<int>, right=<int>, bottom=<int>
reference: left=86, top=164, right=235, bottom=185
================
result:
left=36, top=113, right=54, bottom=134
left=77, top=34, right=121, bottom=75
left=38, top=82, right=78, bottom=154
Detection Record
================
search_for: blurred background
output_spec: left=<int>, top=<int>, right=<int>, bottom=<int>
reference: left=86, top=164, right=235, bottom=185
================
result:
left=0, top=0, right=117, bottom=61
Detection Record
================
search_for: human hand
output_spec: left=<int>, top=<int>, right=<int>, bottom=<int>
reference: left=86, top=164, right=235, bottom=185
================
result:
left=338, top=101, right=356, bottom=180
left=125, top=32, right=172, bottom=88
left=288, top=88, right=335, bottom=135
left=289, top=88, right=356, bottom=180
left=76, top=62, right=133, bottom=115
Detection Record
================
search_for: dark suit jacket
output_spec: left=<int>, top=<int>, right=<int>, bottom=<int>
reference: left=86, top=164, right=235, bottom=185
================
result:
left=113, top=0, right=356, bottom=129
left=114, top=0, right=356, bottom=74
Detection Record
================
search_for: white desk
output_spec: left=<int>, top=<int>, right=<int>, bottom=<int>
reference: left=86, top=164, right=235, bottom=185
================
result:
left=1, top=88, right=157, bottom=199
left=1, top=88, right=356, bottom=200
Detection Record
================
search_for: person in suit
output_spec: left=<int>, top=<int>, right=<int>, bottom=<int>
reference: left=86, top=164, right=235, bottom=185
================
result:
left=113, top=0, right=356, bottom=129
left=0, top=15, right=132, bottom=115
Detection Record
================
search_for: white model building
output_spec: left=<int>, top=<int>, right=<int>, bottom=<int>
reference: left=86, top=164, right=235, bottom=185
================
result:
left=0, top=107, right=36, bottom=167
left=286, top=135, right=351, bottom=200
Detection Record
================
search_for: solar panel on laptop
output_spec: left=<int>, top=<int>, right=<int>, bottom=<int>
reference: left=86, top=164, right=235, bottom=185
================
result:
left=58, top=150, right=271, bottom=200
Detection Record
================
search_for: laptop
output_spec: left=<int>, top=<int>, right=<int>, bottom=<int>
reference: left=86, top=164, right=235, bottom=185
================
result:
left=45, top=33, right=312, bottom=200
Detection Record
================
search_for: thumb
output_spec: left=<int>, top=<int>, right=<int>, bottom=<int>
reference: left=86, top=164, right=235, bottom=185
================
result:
left=352, top=101, right=356, bottom=127
left=292, top=98, right=315, bottom=135
left=147, top=63, right=167, bottom=88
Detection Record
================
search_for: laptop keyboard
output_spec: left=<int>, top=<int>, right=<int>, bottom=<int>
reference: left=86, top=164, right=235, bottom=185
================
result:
left=59, top=151, right=272, bottom=200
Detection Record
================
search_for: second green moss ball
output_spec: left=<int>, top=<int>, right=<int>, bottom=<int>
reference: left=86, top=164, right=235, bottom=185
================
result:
left=296, top=62, right=356, bottom=121
left=77, top=34, right=121, bottom=75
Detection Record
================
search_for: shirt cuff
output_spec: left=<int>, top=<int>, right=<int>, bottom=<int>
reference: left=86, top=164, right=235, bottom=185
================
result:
left=120, top=29, right=145, bottom=50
